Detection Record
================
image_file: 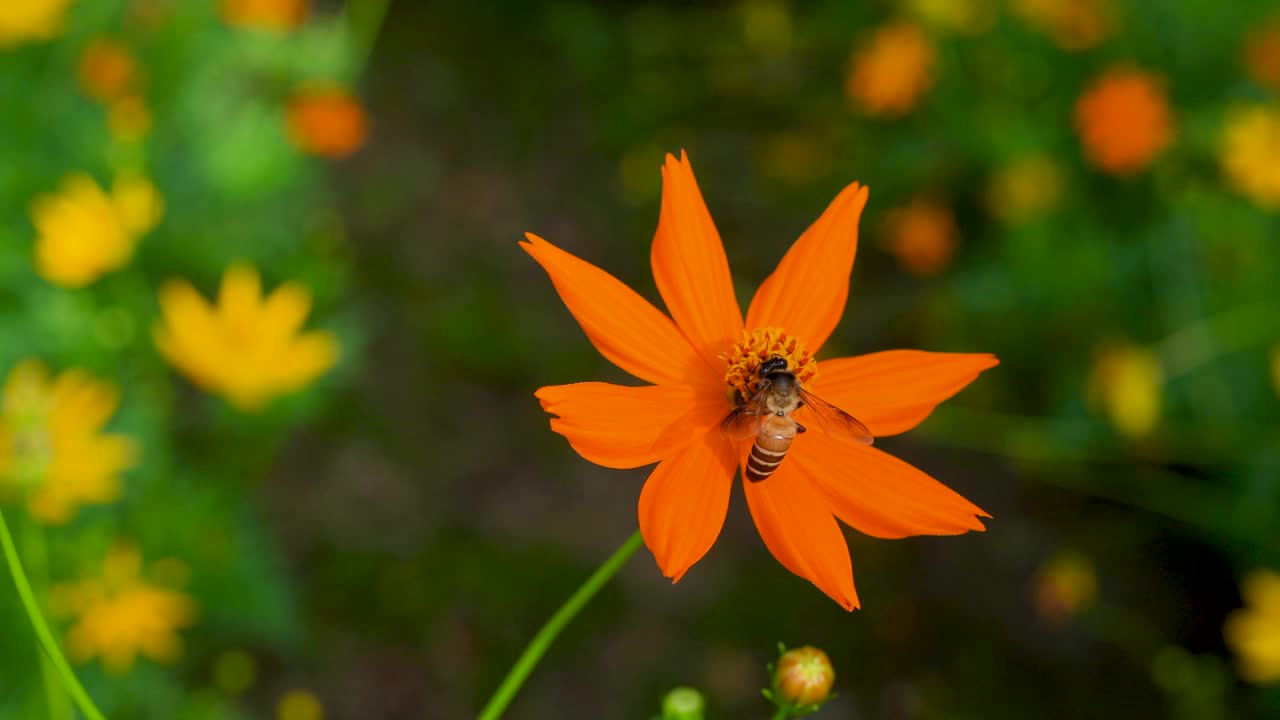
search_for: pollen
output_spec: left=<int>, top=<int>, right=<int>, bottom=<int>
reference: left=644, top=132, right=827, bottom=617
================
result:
left=723, top=327, right=817, bottom=400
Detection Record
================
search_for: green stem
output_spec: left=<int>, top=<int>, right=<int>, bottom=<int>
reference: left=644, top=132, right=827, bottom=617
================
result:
left=770, top=706, right=791, bottom=720
left=0, top=510, right=106, bottom=720
left=22, top=520, right=72, bottom=720
left=346, top=0, right=393, bottom=76
left=476, top=530, right=644, bottom=720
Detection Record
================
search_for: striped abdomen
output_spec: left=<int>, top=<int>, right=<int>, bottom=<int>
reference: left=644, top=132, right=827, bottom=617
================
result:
left=745, top=415, right=797, bottom=482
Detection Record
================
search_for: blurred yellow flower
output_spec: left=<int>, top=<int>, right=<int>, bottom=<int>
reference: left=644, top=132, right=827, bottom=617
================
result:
left=154, top=264, right=339, bottom=410
left=845, top=21, right=935, bottom=118
left=1008, top=0, right=1111, bottom=51
left=908, top=0, right=994, bottom=34
left=1033, top=550, right=1097, bottom=623
left=986, top=154, right=1062, bottom=224
left=1272, top=345, right=1280, bottom=397
left=30, top=172, right=163, bottom=288
left=0, top=361, right=136, bottom=524
left=286, top=85, right=369, bottom=158
left=1220, top=105, right=1280, bottom=209
left=1224, top=569, right=1280, bottom=684
left=1088, top=340, right=1162, bottom=438
left=881, top=197, right=958, bottom=277
left=108, top=95, right=153, bottom=142
left=277, top=689, right=324, bottom=720
left=0, top=0, right=73, bottom=48
left=78, top=38, right=138, bottom=102
left=1244, top=21, right=1280, bottom=91
left=220, top=0, right=309, bottom=31
left=740, top=0, right=791, bottom=57
left=1074, top=66, right=1173, bottom=176
left=51, top=545, right=197, bottom=674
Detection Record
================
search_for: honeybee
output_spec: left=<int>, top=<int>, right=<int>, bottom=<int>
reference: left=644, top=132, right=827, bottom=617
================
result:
left=721, top=355, right=873, bottom=482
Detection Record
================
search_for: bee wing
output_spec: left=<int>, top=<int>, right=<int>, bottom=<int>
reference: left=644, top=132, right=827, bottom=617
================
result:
left=797, top=388, right=874, bottom=445
left=720, top=391, right=769, bottom=441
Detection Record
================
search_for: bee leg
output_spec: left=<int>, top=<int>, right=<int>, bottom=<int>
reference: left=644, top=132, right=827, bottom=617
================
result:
left=796, top=400, right=805, bottom=407
left=795, top=423, right=807, bottom=434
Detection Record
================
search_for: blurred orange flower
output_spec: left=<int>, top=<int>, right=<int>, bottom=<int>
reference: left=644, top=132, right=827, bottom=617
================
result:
left=882, top=197, right=958, bottom=277
left=1009, top=0, right=1111, bottom=51
left=78, top=39, right=138, bottom=102
left=1088, top=339, right=1161, bottom=438
left=0, top=361, right=137, bottom=524
left=286, top=85, right=369, bottom=158
left=1033, top=551, right=1097, bottom=623
left=1220, top=104, right=1280, bottom=209
left=30, top=172, right=163, bottom=287
left=0, top=0, right=72, bottom=47
left=1244, top=21, right=1280, bottom=91
left=1074, top=67, right=1173, bottom=175
left=51, top=545, right=197, bottom=674
left=154, top=264, right=339, bottom=411
left=220, top=0, right=308, bottom=32
left=986, top=154, right=1062, bottom=224
left=525, top=152, right=995, bottom=610
left=845, top=21, right=935, bottom=117
left=1224, top=569, right=1280, bottom=684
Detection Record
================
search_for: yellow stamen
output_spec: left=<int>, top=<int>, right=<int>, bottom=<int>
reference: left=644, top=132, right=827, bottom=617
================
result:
left=723, top=327, right=818, bottom=400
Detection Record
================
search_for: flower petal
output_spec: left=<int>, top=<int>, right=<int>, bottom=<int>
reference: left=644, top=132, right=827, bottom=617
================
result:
left=746, top=182, right=869, bottom=354
left=651, top=152, right=743, bottom=371
left=792, top=428, right=988, bottom=539
left=742, top=462, right=859, bottom=610
left=537, top=382, right=727, bottom=469
left=815, top=351, right=998, bottom=436
left=522, top=233, right=713, bottom=386
left=638, top=426, right=737, bottom=581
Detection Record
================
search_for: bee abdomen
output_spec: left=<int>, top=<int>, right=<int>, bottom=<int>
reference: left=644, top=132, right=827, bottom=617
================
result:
left=745, top=442, right=789, bottom=482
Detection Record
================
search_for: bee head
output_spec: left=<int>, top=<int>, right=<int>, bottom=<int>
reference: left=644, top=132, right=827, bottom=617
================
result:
left=758, top=356, right=789, bottom=376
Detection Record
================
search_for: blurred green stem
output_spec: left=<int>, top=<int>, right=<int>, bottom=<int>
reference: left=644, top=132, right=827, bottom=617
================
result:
left=347, top=0, right=393, bottom=75
left=477, top=530, right=644, bottom=720
left=770, top=707, right=790, bottom=720
left=0, top=510, right=105, bottom=720
left=22, top=520, right=72, bottom=720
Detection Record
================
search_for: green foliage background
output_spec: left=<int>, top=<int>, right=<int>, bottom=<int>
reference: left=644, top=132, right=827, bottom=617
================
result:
left=3, top=0, right=1280, bottom=718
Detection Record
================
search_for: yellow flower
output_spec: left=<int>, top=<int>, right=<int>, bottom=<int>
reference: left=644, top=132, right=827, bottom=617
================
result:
left=220, top=0, right=309, bottom=32
left=277, top=689, right=324, bottom=720
left=881, top=197, right=959, bottom=277
left=1271, top=344, right=1280, bottom=397
left=30, top=172, right=163, bottom=288
left=1224, top=570, right=1280, bottom=684
left=51, top=545, right=197, bottom=674
left=0, top=0, right=72, bottom=48
left=845, top=21, right=935, bottom=118
left=1220, top=105, right=1280, bottom=210
left=1008, top=0, right=1111, bottom=51
left=0, top=361, right=136, bottom=524
left=154, top=264, right=339, bottom=410
left=908, top=0, right=994, bottom=34
left=1088, top=340, right=1161, bottom=438
left=986, top=154, right=1062, bottom=224
left=1032, top=550, right=1097, bottom=623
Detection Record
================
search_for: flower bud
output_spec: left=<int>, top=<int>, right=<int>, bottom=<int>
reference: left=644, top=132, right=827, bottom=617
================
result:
left=773, top=646, right=834, bottom=708
left=660, top=686, right=705, bottom=720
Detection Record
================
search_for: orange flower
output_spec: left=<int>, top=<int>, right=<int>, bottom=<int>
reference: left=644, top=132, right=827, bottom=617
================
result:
left=1244, top=20, right=1280, bottom=91
left=1009, top=0, right=1111, bottom=51
left=845, top=21, right=935, bottom=118
left=524, top=152, right=995, bottom=609
left=78, top=39, right=138, bottom=103
left=219, top=0, right=308, bottom=31
left=1074, top=67, right=1173, bottom=175
left=285, top=85, right=368, bottom=159
left=881, top=197, right=958, bottom=276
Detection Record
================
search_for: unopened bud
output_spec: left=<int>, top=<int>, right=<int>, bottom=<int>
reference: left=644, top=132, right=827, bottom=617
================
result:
left=660, top=686, right=705, bottom=720
left=773, top=646, right=834, bottom=707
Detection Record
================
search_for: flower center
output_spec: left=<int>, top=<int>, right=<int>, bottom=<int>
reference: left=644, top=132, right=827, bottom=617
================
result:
left=723, top=327, right=818, bottom=401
